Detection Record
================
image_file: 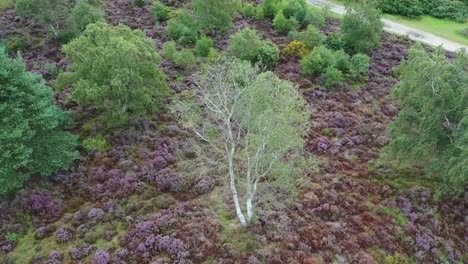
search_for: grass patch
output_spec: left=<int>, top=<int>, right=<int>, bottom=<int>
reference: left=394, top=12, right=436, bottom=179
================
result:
left=381, top=14, right=468, bottom=46
left=0, top=0, right=13, bottom=12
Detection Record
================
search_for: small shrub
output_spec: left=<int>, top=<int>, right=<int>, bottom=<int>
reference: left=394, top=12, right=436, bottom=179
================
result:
left=349, top=53, right=370, bottom=81
left=334, top=49, right=350, bottom=73
left=325, top=31, right=345, bottom=50
left=207, top=47, right=220, bottom=60
left=174, top=48, right=196, bottom=70
left=273, top=12, right=298, bottom=33
left=258, top=41, right=279, bottom=68
left=244, top=3, right=255, bottom=17
left=167, top=10, right=198, bottom=46
left=134, top=0, right=146, bottom=7
left=228, top=28, right=263, bottom=62
left=282, top=0, right=308, bottom=25
left=152, top=1, right=172, bottom=22
left=262, top=0, right=277, bottom=18
left=155, top=194, right=175, bottom=209
left=82, top=136, right=108, bottom=152
left=44, top=63, right=60, bottom=77
left=301, top=24, right=325, bottom=49
left=300, top=45, right=336, bottom=76
left=71, top=1, right=105, bottom=32
left=256, top=5, right=265, bottom=20
left=322, top=67, right=343, bottom=87
left=195, top=36, right=214, bottom=57
left=161, top=41, right=177, bottom=61
left=193, top=0, right=240, bottom=33
left=5, top=232, right=19, bottom=242
left=458, top=27, right=468, bottom=38
left=288, top=30, right=301, bottom=40
left=282, top=40, right=310, bottom=58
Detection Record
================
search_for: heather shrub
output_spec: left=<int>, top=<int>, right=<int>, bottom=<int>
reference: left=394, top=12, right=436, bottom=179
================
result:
left=56, top=226, right=73, bottom=243
left=380, top=45, right=467, bottom=198
left=93, top=250, right=111, bottom=264
left=301, top=24, right=325, bottom=49
left=193, top=0, right=241, bottom=33
left=195, top=36, right=214, bottom=57
left=0, top=49, right=78, bottom=195
left=167, top=10, right=198, bottom=46
left=174, top=48, right=196, bottom=70
left=283, top=40, right=310, bottom=58
left=258, top=41, right=280, bottom=68
left=349, top=53, right=370, bottom=81
left=228, top=28, right=263, bottom=62
left=151, top=1, right=172, bottom=21
left=342, top=0, right=383, bottom=54
left=59, top=22, right=168, bottom=128
left=71, top=1, right=105, bottom=32
left=325, top=31, right=345, bottom=50
left=322, top=67, right=343, bottom=87
left=243, top=3, right=255, bottom=17
left=300, top=45, right=336, bottom=76
left=161, top=41, right=177, bottom=60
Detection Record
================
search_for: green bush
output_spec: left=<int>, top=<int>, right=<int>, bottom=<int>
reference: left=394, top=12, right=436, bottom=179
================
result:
left=174, top=48, right=196, bottom=69
left=71, top=1, right=105, bottom=32
left=288, top=30, right=301, bottom=40
left=282, top=0, right=308, bottom=25
left=258, top=41, right=279, bottom=68
left=161, top=41, right=177, bottom=60
left=151, top=1, right=172, bottom=21
left=429, top=0, right=467, bottom=22
left=273, top=12, right=299, bottom=33
left=82, top=135, right=108, bottom=151
left=243, top=3, right=255, bottom=17
left=378, top=0, right=423, bottom=18
left=322, top=67, right=343, bottom=87
left=342, top=0, right=383, bottom=54
left=228, top=28, right=263, bottom=62
left=301, top=24, right=325, bottom=49
left=325, top=31, right=345, bottom=50
left=193, top=0, right=241, bottom=33
left=167, top=10, right=198, bottom=46
left=349, top=53, right=370, bottom=81
left=256, top=5, right=265, bottom=20
left=60, top=22, right=168, bottom=127
left=300, top=45, right=336, bottom=76
left=195, top=36, right=214, bottom=57
left=334, top=49, right=350, bottom=73
left=134, top=0, right=146, bottom=7
left=262, top=0, right=278, bottom=18
left=0, top=48, right=78, bottom=195
left=44, top=63, right=60, bottom=77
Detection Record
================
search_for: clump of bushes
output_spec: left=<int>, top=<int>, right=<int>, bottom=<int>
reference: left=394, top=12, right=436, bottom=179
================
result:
left=379, top=0, right=467, bottom=22
left=273, top=11, right=299, bottom=33
left=378, top=0, right=423, bottom=18
left=152, top=0, right=172, bottom=22
left=301, top=24, right=325, bottom=49
left=195, top=36, right=214, bottom=57
left=167, top=10, right=198, bottom=46
left=300, top=45, right=370, bottom=87
left=228, top=28, right=279, bottom=67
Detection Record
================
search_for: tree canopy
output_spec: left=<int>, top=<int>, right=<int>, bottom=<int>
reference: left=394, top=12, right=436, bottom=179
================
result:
left=0, top=49, right=78, bottom=195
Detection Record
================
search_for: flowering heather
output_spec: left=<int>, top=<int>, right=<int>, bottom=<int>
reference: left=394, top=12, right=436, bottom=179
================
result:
left=55, top=227, right=73, bottom=243
left=93, top=250, right=111, bottom=264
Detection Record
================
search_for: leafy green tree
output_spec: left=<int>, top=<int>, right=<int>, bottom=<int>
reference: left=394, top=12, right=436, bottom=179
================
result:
left=173, top=59, right=314, bottom=226
left=193, top=0, right=241, bottom=33
left=380, top=44, right=467, bottom=197
left=59, top=22, right=168, bottom=127
left=71, top=1, right=105, bottom=32
left=0, top=49, right=78, bottom=195
left=341, top=0, right=383, bottom=54
left=166, top=10, right=198, bottom=46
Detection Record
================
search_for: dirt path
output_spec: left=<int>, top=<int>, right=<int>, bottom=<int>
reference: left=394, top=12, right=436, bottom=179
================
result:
left=307, top=0, right=468, bottom=52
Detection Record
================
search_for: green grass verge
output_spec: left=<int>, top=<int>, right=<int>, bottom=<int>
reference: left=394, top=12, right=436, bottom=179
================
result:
left=327, top=0, right=468, bottom=46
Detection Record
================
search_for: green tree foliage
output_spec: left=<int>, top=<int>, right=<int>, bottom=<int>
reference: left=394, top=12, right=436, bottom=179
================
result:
left=71, top=1, right=105, bottom=32
left=281, top=0, right=308, bottom=25
left=323, top=67, right=344, bottom=87
left=174, top=48, right=196, bottom=70
left=173, top=59, right=313, bottom=226
left=273, top=11, right=299, bottom=33
left=301, top=24, right=325, bottom=49
left=262, top=0, right=280, bottom=18
left=349, top=53, right=370, bottom=81
left=341, top=0, right=383, bottom=54
left=380, top=44, right=467, bottom=197
left=167, top=10, right=198, bottom=46
left=195, top=36, right=214, bottom=57
left=59, top=22, right=168, bottom=127
left=0, top=49, right=78, bottom=195
left=161, top=41, right=177, bottom=60
left=325, top=31, right=345, bottom=51
left=378, top=0, right=423, bottom=18
left=334, top=49, right=351, bottom=73
left=15, top=0, right=75, bottom=36
left=243, top=3, right=255, bottom=17
left=151, top=1, right=172, bottom=22
left=228, top=28, right=264, bottom=62
left=192, top=0, right=241, bottom=33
